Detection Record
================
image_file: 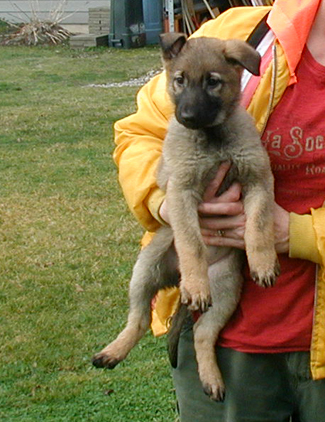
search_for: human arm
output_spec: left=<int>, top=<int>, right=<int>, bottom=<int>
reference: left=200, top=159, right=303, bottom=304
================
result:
left=113, top=73, right=173, bottom=232
left=160, top=163, right=324, bottom=262
left=199, top=170, right=323, bottom=264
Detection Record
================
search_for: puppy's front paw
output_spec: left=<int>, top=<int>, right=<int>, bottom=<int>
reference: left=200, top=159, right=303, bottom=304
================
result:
left=250, top=257, right=280, bottom=288
left=180, top=282, right=211, bottom=312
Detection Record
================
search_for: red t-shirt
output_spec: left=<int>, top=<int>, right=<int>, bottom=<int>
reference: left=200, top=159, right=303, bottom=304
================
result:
left=219, top=46, right=325, bottom=352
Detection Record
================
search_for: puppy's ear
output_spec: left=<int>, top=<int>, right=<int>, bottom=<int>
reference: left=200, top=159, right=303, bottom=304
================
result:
left=223, top=39, right=261, bottom=76
left=159, top=33, right=187, bottom=61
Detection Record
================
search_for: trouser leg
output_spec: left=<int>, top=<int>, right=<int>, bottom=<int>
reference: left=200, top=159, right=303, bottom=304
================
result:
left=217, top=347, right=294, bottom=422
left=172, top=320, right=225, bottom=422
left=172, top=322, right=294, bottom=422
left=172, top=322, right=325, bottom=422
left=286, top=352, right=325, bottom=422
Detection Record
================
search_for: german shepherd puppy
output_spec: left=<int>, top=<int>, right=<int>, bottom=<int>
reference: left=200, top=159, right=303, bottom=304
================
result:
left=92, top=33, right=280, bottom=401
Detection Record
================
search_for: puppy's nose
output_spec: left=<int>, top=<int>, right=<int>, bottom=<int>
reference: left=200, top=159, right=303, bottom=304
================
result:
left=178, top=107, right=202, bottom=129
left=180, top=110, right=197, bottom=124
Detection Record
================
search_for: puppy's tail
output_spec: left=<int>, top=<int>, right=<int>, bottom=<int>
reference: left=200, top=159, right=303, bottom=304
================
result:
left=167, top=301, right=189, bottom=368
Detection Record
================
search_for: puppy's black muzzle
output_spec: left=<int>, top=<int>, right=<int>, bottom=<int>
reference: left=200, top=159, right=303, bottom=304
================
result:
left=175, top=87, right=222, bottom=130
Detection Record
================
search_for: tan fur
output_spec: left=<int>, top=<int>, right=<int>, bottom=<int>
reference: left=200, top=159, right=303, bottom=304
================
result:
left=92, top=34, right=280, bottom=401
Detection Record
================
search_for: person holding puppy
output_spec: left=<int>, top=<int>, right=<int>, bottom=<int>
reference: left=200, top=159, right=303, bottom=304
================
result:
left=113, top=0, right=325, bottom=420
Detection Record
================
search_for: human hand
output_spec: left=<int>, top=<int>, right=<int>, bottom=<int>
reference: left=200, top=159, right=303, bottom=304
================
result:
left=159, top=195, right=170, bottom=225
left=199, top=162, right=290, bottom=254
left=159, top=162, right=246, bottom=248
left=198, top=162, right=246, bottom=249
left=158, top=162, right=245, bottom=246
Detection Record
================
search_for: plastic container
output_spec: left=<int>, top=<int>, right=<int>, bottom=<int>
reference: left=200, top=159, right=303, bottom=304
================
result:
left=109, top=0, right=146, bottom=49
left=142, top=0, right=163, bottom=44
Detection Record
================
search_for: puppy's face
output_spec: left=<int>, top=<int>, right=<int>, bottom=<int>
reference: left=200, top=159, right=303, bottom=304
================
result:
left=160, top=35, right=261, bottom=130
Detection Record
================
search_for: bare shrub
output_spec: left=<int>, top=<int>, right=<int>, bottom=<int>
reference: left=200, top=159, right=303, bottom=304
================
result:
left=1, top=0, right=73, bottom=45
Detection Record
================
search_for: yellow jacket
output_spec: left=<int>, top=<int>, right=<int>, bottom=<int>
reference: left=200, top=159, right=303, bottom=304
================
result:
left=114, top=1, right=325, bottom=380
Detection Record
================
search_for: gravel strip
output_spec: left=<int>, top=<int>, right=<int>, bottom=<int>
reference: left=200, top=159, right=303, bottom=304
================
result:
left=86, top=69, right=162, bottom=88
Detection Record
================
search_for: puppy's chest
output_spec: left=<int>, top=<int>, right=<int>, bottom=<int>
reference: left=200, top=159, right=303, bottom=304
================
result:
left=164, top=128, right=232, bottom=185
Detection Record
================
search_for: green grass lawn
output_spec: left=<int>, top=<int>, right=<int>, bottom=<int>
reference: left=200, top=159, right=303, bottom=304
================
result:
left=0, top=44, right=177, bottom=421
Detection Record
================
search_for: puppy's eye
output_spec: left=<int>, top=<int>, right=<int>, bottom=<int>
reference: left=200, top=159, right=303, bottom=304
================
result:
left=174, top=75, right=185, bottom=86
left=207, top=76, right=222, bottom=88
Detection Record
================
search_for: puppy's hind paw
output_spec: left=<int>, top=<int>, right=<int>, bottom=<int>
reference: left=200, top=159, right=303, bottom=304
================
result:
left=202, top=381, right=225, bottom=402
left=92, top=352, right=121, bottom=369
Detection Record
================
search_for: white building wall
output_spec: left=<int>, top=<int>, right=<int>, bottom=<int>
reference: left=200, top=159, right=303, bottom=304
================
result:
left=0, top=0, right=110, bottom=26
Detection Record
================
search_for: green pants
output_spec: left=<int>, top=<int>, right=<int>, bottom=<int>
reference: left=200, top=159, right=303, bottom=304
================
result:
left=172, top=321, right=325, bottom=422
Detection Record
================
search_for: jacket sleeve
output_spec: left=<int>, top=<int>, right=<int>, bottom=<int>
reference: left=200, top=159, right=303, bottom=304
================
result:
left=113, top=73, right=173, bottom=232
left=289, top=211, right=323, bottom=264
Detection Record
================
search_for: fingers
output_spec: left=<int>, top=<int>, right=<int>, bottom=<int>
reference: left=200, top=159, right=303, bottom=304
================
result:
left=159, top=199, right=170, bottom=225
left=203, top=233, right=245, bottom=249
left=203, top=162, right=231, bottom=202
left=200, top=213, right=246, bottom=232
left=215, top=182, right=241, bottom=203
left=198, top=199, right=244, bottom=216
left=200, top=174, right=245, bottom=248
left=199, top=182, right=242, bottom=214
